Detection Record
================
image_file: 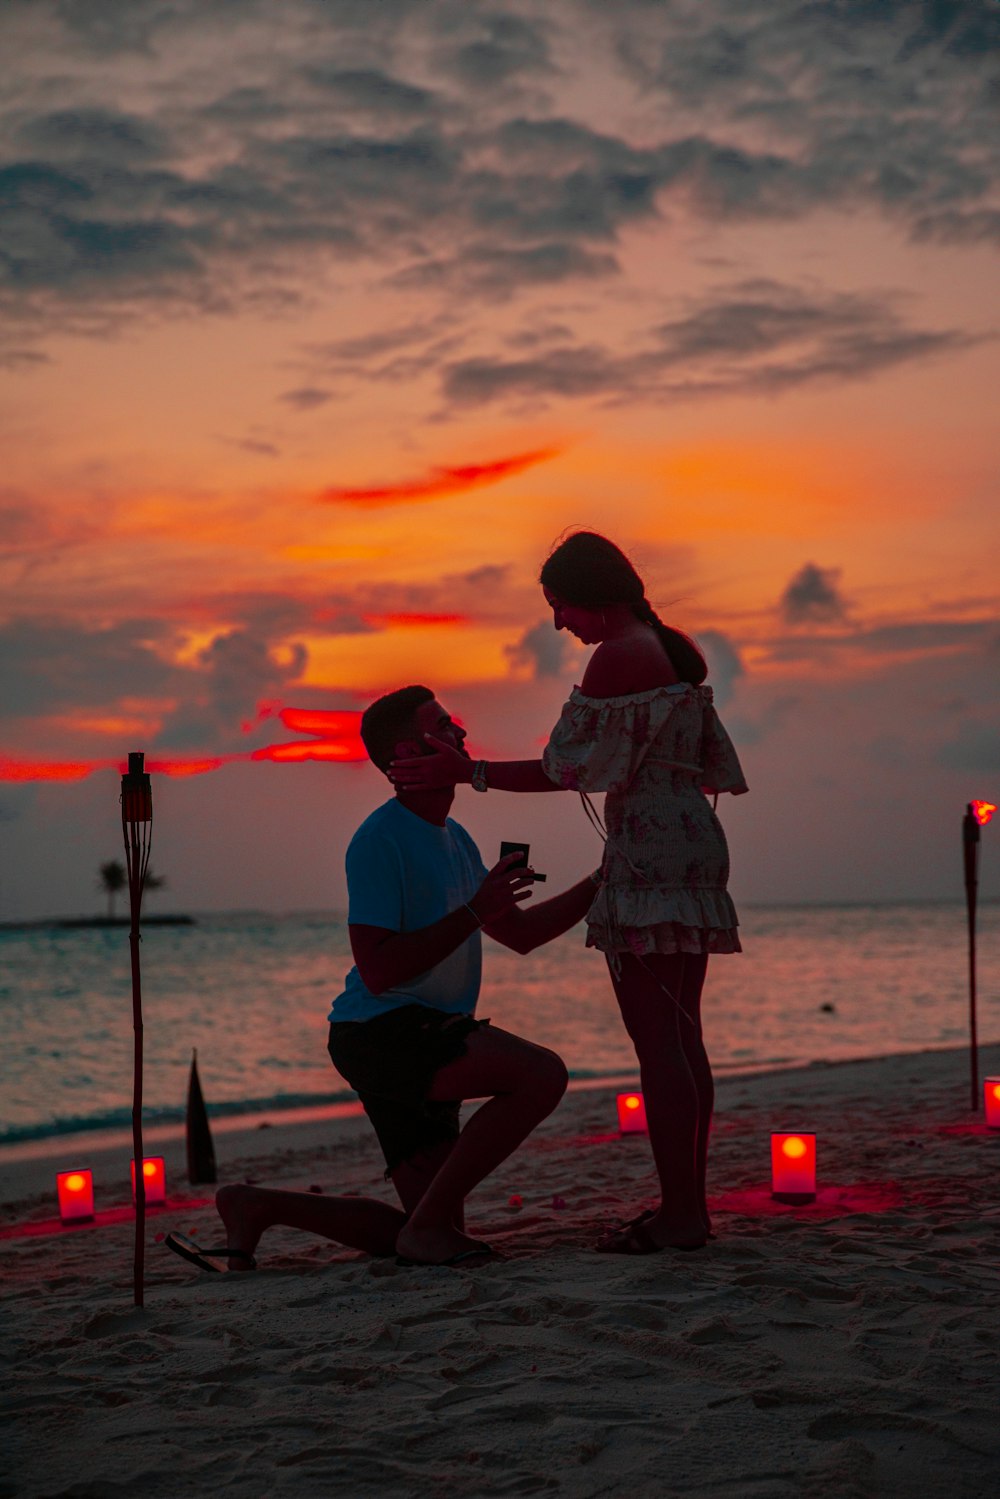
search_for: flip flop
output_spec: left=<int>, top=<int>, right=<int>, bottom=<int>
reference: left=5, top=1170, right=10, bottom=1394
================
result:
left=165, top=1231, right=257, bottom=1273
left=395, top=1241, right=498, bottom=1268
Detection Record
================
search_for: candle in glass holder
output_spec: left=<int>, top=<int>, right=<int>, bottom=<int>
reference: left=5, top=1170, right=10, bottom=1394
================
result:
left=770, top=1132, right=816, bottom=1203
left=617, top=1092, right=647, bottom=1134
left=57, top=1169, right=95, bottom=1223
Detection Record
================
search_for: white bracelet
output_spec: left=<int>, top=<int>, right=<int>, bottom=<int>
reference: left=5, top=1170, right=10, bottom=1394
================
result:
left=471, top=759, right=488, bottom=793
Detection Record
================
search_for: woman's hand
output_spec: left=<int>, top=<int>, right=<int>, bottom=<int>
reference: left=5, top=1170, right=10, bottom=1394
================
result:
left=389, top=734, right=473, bottom=791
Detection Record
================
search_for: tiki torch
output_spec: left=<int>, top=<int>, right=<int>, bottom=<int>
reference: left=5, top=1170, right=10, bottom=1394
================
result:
left=963, top=800, right=995, bottom=1112
left=121, top=751, right=152, bottom=1307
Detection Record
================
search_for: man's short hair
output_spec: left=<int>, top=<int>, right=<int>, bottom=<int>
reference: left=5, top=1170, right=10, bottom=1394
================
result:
left=360, top=685, right=434, bottom=772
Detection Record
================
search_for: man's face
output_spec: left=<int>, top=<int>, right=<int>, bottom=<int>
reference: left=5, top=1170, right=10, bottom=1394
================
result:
left=399, top=697, right=470, bottom=760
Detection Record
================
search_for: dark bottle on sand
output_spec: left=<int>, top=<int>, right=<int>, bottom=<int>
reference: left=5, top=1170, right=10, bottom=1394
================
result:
left=186, top=1049, right=217, bottom=1185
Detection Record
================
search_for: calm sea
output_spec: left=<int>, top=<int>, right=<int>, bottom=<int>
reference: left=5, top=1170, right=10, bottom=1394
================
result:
left=1, top=903, right=997, bottom=1147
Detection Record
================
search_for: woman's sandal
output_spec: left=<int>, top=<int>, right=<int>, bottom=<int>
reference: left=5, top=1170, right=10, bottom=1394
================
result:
left=595, top=1211, right=706, bottom=1254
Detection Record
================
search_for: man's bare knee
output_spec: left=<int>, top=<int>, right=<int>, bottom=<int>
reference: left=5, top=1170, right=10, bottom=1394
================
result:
left=526, top=1046, right=569, bottom=1109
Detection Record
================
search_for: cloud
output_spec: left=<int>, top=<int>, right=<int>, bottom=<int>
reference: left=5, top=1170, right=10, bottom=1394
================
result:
left=443, top=14, right=556, bottom=88
left=279, top=387, right=333, bottom=411
left=504, top=619, right=575, bottom=679
left=440, top=281, right=976, bottom=409
left=149, top=628, right=309, bottom=750
left=319, top=446, right=559, bottom=505
left=301, top=67, right=440, bottom=118
left=0, top=617, right=178, bottom=719
left=762, top=616, right=998, bottom=666
left=780, top=564, right=848, bottom=626
left=697, top=629, right=745, bottom=705
left=1, top=0, right=996, bottom=355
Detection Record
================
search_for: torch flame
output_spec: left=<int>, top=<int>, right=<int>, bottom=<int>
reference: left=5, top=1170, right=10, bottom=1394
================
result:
left=971, top=800, right=996, bottom=827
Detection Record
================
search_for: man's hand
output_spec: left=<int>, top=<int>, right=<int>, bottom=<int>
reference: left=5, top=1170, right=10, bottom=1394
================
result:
left=389, top=734, right=472, bottom=791
left=469, top=852, right=535, bottom=924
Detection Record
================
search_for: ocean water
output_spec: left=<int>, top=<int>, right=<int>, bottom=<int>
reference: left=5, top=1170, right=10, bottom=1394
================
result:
left=0, top=903, right=997, bottom=1146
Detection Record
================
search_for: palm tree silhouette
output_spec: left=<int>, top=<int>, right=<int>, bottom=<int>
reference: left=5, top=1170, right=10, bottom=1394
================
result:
left=98, top=862, right=166, bottom=918
left=99, top=860, right=126, bottom=919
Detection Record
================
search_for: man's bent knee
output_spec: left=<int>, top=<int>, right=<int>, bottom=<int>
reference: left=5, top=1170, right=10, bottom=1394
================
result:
left=529, top=1046, right=569, bottom=1110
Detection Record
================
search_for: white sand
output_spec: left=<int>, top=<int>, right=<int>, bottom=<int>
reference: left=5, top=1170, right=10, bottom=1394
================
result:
left=3, top=1044, right=1000, bottom=1498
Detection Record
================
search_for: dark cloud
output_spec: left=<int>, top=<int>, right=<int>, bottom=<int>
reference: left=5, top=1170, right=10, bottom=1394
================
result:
left=0, top=617, right=178, bottom=717
left=14, top=108, right=170, bottom=165
left=443, top=14, right=556, bottom=88
left=158, top=628, right=307, bottom=749
left=764, top=617, right=997, bottom=664
left=0, top=0, right=994, bottom=356
left=780, top=564, right=848, bottom=626
left=697, top=629, right=744, bottom=705
left=227, top=437, right=281, bottom=457
left=279, top=386, right=333, bottom=411
left=503, top=619, right=575, bottom=678
left=391, top=241, right=619, bottom=296
left=302, top=67, right=439, bottom=117
left=440, top=281, right=976, bottom=409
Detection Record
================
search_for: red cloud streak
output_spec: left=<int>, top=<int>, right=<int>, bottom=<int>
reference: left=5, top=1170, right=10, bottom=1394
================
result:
left=319, top=446, right=559, bottom=506
left=362, top=612, right=466, bottom=628
left=0, top=710, right=366, bottom=782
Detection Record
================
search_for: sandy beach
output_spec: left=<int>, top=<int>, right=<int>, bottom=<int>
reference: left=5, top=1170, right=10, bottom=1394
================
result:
left=3, top=1043, right=1000, bottom=1499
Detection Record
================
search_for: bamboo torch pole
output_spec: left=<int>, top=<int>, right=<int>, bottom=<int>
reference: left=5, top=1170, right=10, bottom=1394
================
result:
left=121, top=753, right=152, bottom=1307
left=963, top=800, right=996, bottom=1113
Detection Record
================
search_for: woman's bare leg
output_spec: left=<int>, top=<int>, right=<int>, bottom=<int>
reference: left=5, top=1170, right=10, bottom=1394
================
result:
left=606, top=952, right=708, bottom=1249
left=676, top=952, right=713, bottom=1233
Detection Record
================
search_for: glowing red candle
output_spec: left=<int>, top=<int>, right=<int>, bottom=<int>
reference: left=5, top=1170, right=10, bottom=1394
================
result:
left=130, top=1156, right=166, bottom=1206
left=770, top=1133, right=816, bottom=1203
left=57, top=1169, right=95, bottom=1223
left=617, top=1091, right=648, bottom=1134
left=984, top=1078, right=1000, bottom=1130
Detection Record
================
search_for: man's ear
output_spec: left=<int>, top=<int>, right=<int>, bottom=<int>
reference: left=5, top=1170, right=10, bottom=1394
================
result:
left=393, top=737, right=422, bottom=761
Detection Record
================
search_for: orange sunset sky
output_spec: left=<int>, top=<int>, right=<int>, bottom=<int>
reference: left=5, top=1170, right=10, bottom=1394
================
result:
left=1, top=0, right=998, bottom=920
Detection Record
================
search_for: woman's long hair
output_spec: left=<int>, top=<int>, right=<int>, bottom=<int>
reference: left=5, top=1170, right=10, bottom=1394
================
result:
left=539, top=530, right=707, bottom=686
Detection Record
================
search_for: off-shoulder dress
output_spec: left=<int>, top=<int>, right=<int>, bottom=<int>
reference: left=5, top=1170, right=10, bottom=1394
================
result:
left=541, top=683, right=748, bottom=958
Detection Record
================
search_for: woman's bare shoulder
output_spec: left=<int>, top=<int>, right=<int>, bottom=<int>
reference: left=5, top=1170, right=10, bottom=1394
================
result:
left=580, top=636, right=679, bottom=698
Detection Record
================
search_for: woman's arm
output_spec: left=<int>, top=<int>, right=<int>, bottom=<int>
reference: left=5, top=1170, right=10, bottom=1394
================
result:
left=390, top=737, right=561, bottom=793
left=477, top=758, right=560, bottom=793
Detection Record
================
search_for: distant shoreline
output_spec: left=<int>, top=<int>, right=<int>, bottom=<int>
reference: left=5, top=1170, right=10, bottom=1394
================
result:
left=0, top=914, right=196, bottom=932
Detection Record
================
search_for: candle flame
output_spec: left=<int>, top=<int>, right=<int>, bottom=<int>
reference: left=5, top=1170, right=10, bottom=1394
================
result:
left=971, top=800, right=996, bottom=827
left=624, top=1095, right=641, bottom=1110
left=781, top=1136, right=808, bottom=1159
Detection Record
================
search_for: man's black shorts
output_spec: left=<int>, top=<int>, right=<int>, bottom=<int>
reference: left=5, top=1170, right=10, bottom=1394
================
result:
left=328, top=1005, right=488, bottom=1175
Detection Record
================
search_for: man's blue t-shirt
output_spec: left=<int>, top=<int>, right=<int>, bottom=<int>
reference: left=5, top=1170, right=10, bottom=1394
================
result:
left=329, top=799, right=490, bottom=1023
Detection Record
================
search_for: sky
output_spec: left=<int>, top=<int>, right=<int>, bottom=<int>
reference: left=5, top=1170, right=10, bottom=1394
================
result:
left=1, top=0, right=998, bottom=921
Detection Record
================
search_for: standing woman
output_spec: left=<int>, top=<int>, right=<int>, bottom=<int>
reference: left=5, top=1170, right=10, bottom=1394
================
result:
left=390, top=531, right=748, bottom=1251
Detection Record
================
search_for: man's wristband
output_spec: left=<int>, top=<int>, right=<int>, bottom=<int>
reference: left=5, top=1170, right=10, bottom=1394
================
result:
left=471, top=759, right=488, bottom=792
left=464, top=902, right=484, bottom=927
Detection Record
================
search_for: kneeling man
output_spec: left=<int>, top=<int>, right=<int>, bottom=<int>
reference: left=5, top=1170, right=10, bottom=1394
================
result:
left=176, top=686, right=596, bottom=1272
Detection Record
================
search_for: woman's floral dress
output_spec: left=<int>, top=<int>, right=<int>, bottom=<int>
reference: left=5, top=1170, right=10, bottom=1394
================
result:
left=542, top=683, right=748, bottom=957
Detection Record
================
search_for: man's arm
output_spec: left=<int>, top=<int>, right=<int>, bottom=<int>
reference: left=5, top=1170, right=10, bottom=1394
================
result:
left=350, top=908, right=482, bottom=997
left=483, top=874, right=598, bottom=956
left=350, top=852, right=533, bottom=995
